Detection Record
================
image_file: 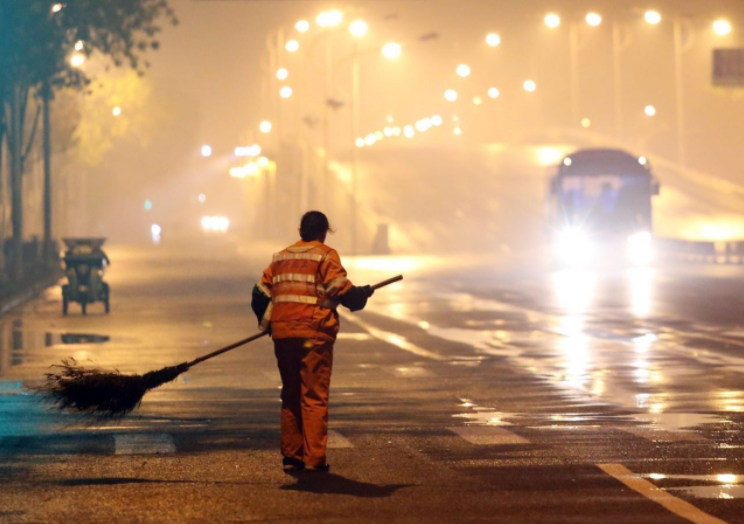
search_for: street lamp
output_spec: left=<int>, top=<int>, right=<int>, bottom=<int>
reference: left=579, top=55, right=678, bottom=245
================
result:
left=276, top=68, right=288, bottom=80
left=259, top=120, right=272, bottom=133
left=488, top=87, right=500, bottom=99
left=112, top=106, right=122, bottom=117
left=486, top=33, right=502, bottom=47
left=382, top=42, right=402, bottom=59
left=644, top=105, right=657, bottom=117
left=586, top=13, right=602, bottom=27
left=317, top=10, right=343, bottom=28
left=280, top=86, right=293, bottom=99
left=545, top=14, right=561, bottom=28
left=645, top=11, right=662, bottom=25
left=713, top=19, right=732, bottom=36
left=456, top=64, right=471, bottom=77
left=349, top=20, right=368, bottom=37
left=444, top=89, right=458, bottom=101
left=403, top=125, right=415, bottom=138
left=70, top=53, right=85, bottom=67
left=201, top=145, right=212, bottom=158
left=295, top=20, right=310, bottom=33
left=285, top=40, right=300, bottom=52
left=523, top=80, right=537, bottom=92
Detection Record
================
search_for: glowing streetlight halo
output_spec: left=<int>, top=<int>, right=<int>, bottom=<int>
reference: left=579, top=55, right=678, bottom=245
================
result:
left=70, top=53, right=85, bottom=68
left=285, top=40, right=300, bottom=53
left=523, top=79, right=537, bottom=92
left=486, top=33, right=501, bottom=47
left=259, top=120, right=273, bottom=134
left=644, top=104, right=657, bottom=117
left=488, top=87, right=500, bottom=99
left=444, top=89, right=458, bottom=102
left=545, top=14, right=561, bottom=28
left=276, top=68, right=289, bottom=80
left=644, top=10, right=662, bottom=25
left=713, top=19, right=732, bottom=36
left=317, top=10, right=343, bottom=28
left=349, top=19, right=368, bottom=37
left=456, top=64, right=471, bottom=78
left=295, top=20, right=310, bottom=33
left=280, top=86, right=293, bottom=99
left=586, top=12, right=602, bottom=27
left=381, top=42, right=402, bottom=59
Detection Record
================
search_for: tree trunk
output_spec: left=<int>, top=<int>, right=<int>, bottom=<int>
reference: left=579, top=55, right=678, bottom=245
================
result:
left=0, top=101, right=5, bottom=282
left=42, top=81, right=52, bottom=261
left=8, top=85, right=24, bottom=281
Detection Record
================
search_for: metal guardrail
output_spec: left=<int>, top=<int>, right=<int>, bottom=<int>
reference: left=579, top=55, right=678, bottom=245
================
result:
left=656, top=237, right=744, bottom=264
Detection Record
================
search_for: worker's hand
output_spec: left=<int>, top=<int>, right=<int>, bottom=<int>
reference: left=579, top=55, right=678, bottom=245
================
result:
left=363, top=285, right=375, bottom=298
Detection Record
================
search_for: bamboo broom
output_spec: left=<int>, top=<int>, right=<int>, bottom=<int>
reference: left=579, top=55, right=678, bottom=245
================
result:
left=35, top=275, right=403, bottom=418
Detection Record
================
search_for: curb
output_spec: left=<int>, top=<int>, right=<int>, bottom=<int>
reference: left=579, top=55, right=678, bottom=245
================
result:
left=0, top=273, right=62, bottom=317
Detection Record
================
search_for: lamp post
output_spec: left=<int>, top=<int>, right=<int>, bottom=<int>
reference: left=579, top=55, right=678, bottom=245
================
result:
left=673, top=17, right=696, bottom=166
left=612, top=22, right=633, bottom=141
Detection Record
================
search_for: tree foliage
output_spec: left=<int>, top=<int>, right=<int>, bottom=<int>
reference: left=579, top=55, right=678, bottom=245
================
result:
left=0, top=0, right=177, bottom=94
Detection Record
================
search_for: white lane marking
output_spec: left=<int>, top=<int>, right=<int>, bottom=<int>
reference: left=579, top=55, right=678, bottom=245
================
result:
left=620, top=427, right=708, bottom=442
left=115, top=434, right=176, bottom=455
left=599, top=463, right=730, bottom=524
left=449, top=426, right=529, bottom=445
left=327, top=430, right=354, bottom=449
left=341, top=311, right=447, bottom=361
left=388, top=366, right=435, bottom=378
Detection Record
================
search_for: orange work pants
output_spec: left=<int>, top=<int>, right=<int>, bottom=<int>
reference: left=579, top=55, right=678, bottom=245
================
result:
left=273, top=338, right=333, bottom=468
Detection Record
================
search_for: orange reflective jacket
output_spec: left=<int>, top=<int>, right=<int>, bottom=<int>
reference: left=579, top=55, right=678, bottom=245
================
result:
left=257, top=240, right=353, bottom=342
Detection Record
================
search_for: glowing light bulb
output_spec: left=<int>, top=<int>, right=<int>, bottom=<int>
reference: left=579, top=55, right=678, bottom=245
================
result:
left=545, top=14, right=561, bottom=28
left=486, top=33, right=501, bottom=47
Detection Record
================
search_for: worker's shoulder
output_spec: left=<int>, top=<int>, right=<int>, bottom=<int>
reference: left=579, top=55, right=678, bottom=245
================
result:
left=273, top=241, right=336, bottom=258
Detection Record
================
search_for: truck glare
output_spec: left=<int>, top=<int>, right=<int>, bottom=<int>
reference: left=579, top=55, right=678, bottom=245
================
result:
left=628, top=231, right=654, bottom=266
left=556, top=229, right=593, bottom=265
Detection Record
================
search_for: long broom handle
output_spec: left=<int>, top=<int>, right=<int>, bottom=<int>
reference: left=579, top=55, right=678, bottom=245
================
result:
left=185, top=331, right=269, bottom=368
left=184, top=274, right=404, bottom=369
left=371, top=274, right=403, bottom=290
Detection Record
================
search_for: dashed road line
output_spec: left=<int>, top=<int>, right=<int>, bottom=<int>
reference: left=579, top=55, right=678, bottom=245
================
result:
left=599, top=463, right=730, bottom=524
left=114, top=433, right=176, bottom=455
left=449, top=426, right=530, bottom=445
left=327, top=430, right=354, bottom=449
left=341, top=311, right=447, bottom=361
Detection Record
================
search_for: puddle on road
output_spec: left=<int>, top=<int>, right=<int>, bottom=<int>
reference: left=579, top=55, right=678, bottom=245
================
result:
left=649, top=473, right=744, bottom=500
left=0, top=320, right=112, bottom=372
left=632, top=412, right=731, bottom=431
left=668, top=485, right=744, bottom=499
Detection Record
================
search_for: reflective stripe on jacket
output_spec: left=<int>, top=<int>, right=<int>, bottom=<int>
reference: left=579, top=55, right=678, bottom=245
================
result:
left=259, top=241, right=353, bottom=342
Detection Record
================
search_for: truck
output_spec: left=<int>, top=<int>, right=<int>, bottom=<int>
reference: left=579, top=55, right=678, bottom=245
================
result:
left=547, top=148, right=660, bottom=267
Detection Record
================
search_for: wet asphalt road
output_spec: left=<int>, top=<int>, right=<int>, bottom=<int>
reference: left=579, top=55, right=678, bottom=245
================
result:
left=1, top=239, right=743, bottom=524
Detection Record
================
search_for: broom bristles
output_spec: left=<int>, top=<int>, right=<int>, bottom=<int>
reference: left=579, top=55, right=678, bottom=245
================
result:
left=34, top=358, right=189, bottom=418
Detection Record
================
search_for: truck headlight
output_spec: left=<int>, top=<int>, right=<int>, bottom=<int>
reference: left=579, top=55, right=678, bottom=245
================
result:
left=627, top=231, right=653, bottom=265
left=556, top=229, right=593, bottom=265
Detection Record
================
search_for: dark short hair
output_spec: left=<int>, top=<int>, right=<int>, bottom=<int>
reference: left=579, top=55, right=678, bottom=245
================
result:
left=299, top=211, right=334, bottom=241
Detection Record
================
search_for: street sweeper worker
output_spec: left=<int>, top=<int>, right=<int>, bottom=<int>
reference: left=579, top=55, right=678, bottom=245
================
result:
left=251, top=210, right=373, bottom=472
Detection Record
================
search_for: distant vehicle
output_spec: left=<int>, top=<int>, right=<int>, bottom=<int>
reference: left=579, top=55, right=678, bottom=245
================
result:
left=547, top=149, right=660, bottom=267
left=62, top=238, right=111, bottom=315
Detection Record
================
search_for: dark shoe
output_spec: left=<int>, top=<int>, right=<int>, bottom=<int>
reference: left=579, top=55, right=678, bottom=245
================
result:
left=305, top=463, right=330, bottom=473
left=282, top=457, right=305, bottom=471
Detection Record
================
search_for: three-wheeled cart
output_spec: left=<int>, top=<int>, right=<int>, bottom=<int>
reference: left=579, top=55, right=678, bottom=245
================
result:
left=61, top=238, right=110, bottom=315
